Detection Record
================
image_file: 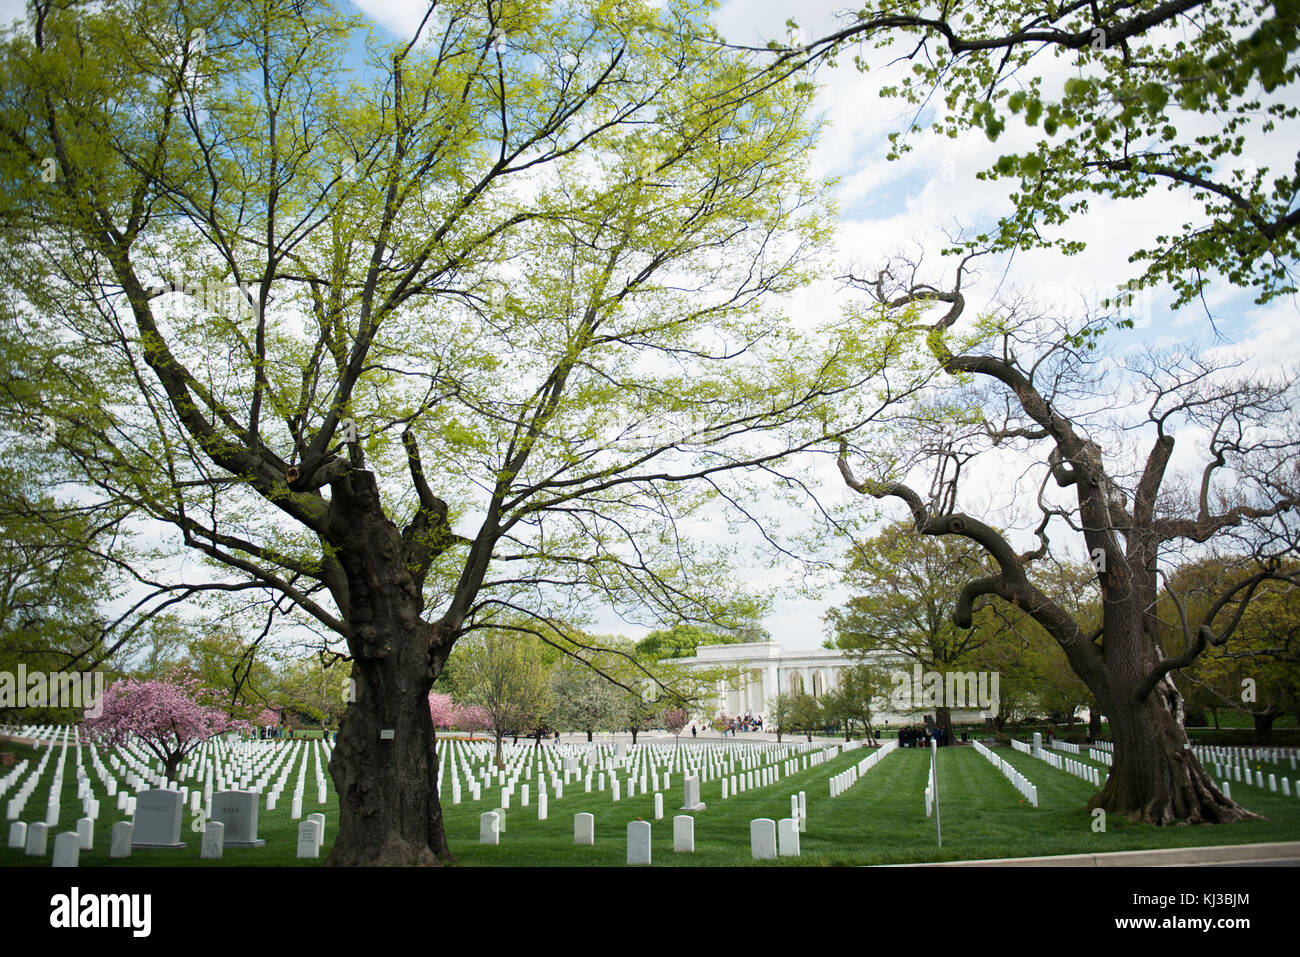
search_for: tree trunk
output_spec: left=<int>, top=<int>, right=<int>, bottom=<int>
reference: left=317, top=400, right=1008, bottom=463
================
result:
left=1083, top=574, right=1259, bottom=825
left=1089, top=659, right=1257, bottom=825
left=324, top=471, right=450, bottom=866
left=494, top=732, right=505, bottom=767
left=586, top=729, right=593, bottom=742
left=1210, top=707, right=1219, bottom=730
left=1088, top=706, right=1102, bottom=740
left=1252, top=710, right=1277, bottom=741
left=936, top=705, right=953, bottom=745
left=630, top=727, right=639, bottom=744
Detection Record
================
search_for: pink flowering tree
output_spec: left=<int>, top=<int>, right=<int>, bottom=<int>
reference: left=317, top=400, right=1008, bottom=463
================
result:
left=455, top=703, right=491, bottom=733
left=428, top=693, right=492, bottom=733
left=428, top=693, right=458, bottom=729
left=84, top=676, right=248, bottom=780
left=662, top=706, right=689, bottom=743
left=255, top=707, right=281, bottom=729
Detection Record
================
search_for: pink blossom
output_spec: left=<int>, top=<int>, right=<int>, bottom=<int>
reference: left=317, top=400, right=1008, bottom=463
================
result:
left=427, top=693, right=491, bottom=731
left=83, top=676, right=248, bottom=776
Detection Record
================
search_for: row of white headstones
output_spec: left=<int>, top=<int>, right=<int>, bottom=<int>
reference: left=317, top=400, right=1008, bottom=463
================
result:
left=437, top=736, right=850, bottom=809
left=970, top=740, right=1039, bottom=806
left=436, top=735, right=859, bottom=844
left=4, top=725, right=331, bottom=824
left=6, top=725, right=857, bottom=864
left=992, top=735, right=1300, bottom=807
left=1191, top=744, right=1300, bottom=802
left=1006, top=733, right=1106, bottom=788
left=4, top=725, right=335, bottom=865
left=477, top=739, right=909, bottom=863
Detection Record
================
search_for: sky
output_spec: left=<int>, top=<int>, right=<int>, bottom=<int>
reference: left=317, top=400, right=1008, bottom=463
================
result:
left=5, top=1, right=1297, bottom=655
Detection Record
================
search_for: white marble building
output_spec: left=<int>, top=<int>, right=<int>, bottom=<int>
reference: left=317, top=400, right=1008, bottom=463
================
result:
left=668, top=641, right=996, bottom=725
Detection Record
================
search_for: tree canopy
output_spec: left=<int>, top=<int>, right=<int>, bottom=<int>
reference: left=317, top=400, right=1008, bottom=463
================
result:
left=775, top=0, right=1300, bottom=312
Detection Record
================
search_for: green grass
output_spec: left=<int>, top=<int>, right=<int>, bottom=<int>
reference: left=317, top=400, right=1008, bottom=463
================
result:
left=2, top=737, right=1298, bottom=866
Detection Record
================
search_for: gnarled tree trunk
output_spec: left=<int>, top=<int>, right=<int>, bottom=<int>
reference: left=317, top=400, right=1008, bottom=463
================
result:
left=1091, top=680, right=1249, bottom=824
left=1253, top=708, right=1278, bottom=740
left=1086, top=595, right=1256, bottom=825
left=325, top=471, right=452, bottom=866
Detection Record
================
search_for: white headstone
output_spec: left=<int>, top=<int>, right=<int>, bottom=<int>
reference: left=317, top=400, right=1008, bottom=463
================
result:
left=673, top=815, right=694, bottom=853
left=296, top=819, right=320, bottom=858
left=681, top=774, right=706, bottom=811
left=626, top=820, right=651, bottom=865
left=479, top=811, right=500, bottom=845
left=131, top=789, right=185, bottom=848
left=778, top=817, right=800, bottom=857
left=307, top=813, right=326, bottom=854
left=201, top=821, right=225, bottom=859
left=52, top=830, right=80, bottom=867
left=76, top=816, right=93, bottom=850
left=110, top=821, right=133, bottom=858
left=574, top=812, right=594, bottom=845
left=750, top=818, right=777, bottom=860
left=25, top=821, right=49, bottom=856
left=654, top=792, right=664, bottom=820
left=211, top=790, right=266, bottom=847
left=538, top=792, right=548, bottom=821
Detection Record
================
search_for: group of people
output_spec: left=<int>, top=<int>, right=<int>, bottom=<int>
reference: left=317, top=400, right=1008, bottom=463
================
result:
left=897, top=725, right=952, bottom=747
left=716, top=714, right=763, bottom=737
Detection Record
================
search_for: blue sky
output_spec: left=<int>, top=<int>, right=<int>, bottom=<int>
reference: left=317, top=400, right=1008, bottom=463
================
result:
left=5, top=0, right=1295, bottom=654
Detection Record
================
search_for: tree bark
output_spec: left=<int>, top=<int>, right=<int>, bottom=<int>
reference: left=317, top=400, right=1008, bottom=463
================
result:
left=1091, top=685, right=1253, bottom=824
left=1088, top=601, right=1258, bottom=825
left=1252, top=709, right=1278, bottom=741
left=324, top=471, right=451, bottom=866
left=936, top=705, right=953, bottom=745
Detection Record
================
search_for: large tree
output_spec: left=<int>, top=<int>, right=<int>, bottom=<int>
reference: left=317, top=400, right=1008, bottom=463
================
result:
left=819, top=662, right=889, bottom=743
left=765, top=0, right=1299, bottom=312
left=452, top=629, right=551, bottom=766
left=1168, top=555, right=1300, bottom=739
left=546, top=654, right=627, bottom=742
left=837, top=277, right=1299, bottom=824
left=0, top=0, right=885, bottom=864
left=826, top=520, right=999, bottom=740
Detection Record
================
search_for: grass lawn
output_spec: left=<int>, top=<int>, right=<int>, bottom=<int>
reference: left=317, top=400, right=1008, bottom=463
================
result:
left=2, top=736, right=1298, bottom=866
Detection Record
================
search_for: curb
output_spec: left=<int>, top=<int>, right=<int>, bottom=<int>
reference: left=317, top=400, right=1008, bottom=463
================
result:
left=878, top=841, right=1300, bottom=867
